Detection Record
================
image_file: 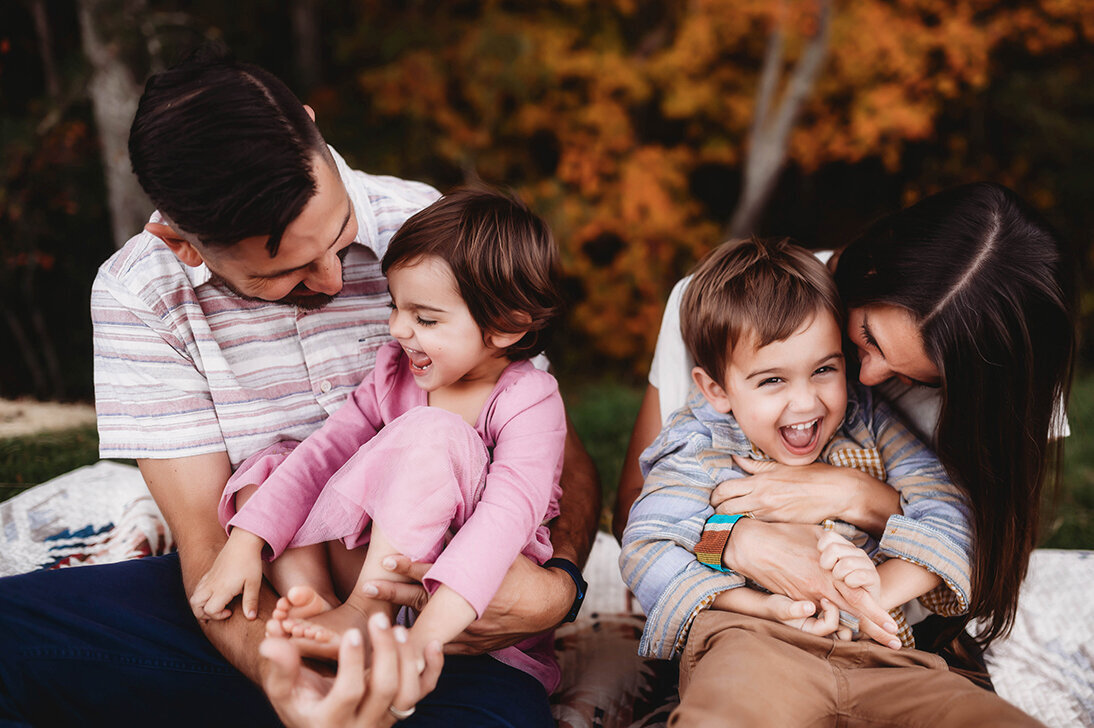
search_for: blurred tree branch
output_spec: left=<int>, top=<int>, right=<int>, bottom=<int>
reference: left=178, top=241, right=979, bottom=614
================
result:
left=728, top=0, right=832, bottom=239
left=77, top=0, right=152, bottom=249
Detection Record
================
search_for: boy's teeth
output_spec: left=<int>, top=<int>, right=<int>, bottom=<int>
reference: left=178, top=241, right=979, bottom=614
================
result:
left=781, top=418, right=819, bottom=449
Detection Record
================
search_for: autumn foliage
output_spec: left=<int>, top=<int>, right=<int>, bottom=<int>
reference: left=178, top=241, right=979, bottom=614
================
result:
left=345, top=0, right=1094, bottom=370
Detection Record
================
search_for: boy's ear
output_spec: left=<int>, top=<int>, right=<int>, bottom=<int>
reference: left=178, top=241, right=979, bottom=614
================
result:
left=691, top=366, right=733, bottom=414
left=145, top=222, right=205, bottom=268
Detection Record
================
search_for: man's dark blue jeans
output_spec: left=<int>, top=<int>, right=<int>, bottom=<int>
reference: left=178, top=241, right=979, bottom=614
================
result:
left=0, top=554, right=553, bottom=727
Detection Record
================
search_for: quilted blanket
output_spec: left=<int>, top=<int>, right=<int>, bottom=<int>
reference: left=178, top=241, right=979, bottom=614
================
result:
left=1, top=461, right=1091, bottom=727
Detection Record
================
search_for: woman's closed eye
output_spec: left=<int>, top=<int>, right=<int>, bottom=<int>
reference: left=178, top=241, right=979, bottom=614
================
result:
left=859, top=323, right=880, bottom=350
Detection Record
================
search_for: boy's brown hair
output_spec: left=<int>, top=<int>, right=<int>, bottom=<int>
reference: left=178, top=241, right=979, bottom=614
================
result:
left=381, top=187, right=563, bottom=361
left=681, top=237, right=843, bottom=383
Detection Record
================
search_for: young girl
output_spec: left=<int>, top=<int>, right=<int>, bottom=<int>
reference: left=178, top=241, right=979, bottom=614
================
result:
left=190, top=187, right=567, bottom=693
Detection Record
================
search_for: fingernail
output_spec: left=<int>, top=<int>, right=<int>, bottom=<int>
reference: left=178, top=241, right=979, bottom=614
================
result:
left=370, top=612, right=390, bottom=629
left=382, top=557, right=397, bottom=570
left=247, top=610, right=256, bottom=619
left=362, top=583, right=379, bottom=597
left=393, top=626, right=408, bottom=643
left=346, top=628, right=362, bottom=646
left=416, top=658, right=425, bottom=674
left=889, top=639, right=902, bottom=650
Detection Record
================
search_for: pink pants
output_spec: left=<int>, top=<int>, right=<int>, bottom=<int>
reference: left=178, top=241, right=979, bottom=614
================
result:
left=219, top=407, right=489, bottom=564
left=218, top=407, right=561, bottom=692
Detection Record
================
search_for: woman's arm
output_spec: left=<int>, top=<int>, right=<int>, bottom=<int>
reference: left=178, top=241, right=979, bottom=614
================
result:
left=712, top=456, right=902, bottom=536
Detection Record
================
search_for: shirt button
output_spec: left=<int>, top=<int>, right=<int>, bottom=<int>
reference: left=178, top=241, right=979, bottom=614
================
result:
left=319, top=380, right=332, bottom=394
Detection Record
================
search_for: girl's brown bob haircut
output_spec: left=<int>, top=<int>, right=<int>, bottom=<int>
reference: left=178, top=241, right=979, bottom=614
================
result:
left=381, top=187, right=564, bottom=361
left=681, top=237, right=843, bottom=384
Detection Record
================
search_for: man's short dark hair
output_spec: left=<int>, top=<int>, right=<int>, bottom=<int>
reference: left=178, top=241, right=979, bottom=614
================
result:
left=128, top=43, right=332, bottom=254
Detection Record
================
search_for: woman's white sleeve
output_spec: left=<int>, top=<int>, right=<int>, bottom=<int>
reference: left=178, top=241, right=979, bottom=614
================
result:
left=648, top=277, right=695, bottom=425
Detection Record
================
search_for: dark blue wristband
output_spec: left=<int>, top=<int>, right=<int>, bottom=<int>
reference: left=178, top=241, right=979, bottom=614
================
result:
left=544, top=557, right=588, bottom=623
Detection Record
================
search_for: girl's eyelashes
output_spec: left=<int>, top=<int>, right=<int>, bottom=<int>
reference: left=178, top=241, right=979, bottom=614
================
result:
left=416, top=316, right=437, bottom=327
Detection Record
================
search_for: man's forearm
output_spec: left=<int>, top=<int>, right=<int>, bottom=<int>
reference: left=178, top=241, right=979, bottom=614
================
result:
left=138, top=453, right=276, bottom=685
left=177, top=537, right=279, bottom=684
left=550, top=414, right=601, bottom=567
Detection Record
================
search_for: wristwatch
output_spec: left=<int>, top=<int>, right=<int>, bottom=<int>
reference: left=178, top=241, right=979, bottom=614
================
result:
left=544, top=557, right=588, bottom=623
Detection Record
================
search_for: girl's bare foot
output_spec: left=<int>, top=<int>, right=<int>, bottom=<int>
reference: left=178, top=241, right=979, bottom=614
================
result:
left=281, top=602, right=373, bottom=662
left=265, top=585, right=334, bottom=638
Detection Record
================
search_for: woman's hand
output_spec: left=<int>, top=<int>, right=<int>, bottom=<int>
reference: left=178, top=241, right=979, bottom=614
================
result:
left=260, top=612, right=444, bottom=728
left=714, top=455, right=900, bottom=535
left=361, top=555, right=572, bottom=654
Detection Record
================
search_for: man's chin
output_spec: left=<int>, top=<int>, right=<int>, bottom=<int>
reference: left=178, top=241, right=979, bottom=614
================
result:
left=282, top=292, right=335, bottom=310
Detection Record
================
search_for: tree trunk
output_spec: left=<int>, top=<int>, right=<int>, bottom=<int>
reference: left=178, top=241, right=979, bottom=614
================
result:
left=77, top=0, right=153, bottom=249
left=291, top=0, right=321, bottom=93
left=727, top=0, right=833, bottom=239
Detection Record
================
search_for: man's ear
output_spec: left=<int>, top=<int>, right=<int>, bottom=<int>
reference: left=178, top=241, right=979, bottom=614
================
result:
left=691, top=366, right=733, bottom=414
left=304, top=104, right=316, bottom=122
left=145, top=222, right=205, bottom=268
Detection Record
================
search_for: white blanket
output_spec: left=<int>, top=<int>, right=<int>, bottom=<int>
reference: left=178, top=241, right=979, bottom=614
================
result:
left=1, top=461, right=1091, bottom=727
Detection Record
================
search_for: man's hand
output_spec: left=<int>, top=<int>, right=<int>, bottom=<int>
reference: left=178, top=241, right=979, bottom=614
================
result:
left=189, top=529, right=266, bottom=621
left=362, top=555, right=574, bottom=654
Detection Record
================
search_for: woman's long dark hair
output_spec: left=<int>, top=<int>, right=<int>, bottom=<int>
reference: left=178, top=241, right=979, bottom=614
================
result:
left=835, top=182, right=1077, bottom=649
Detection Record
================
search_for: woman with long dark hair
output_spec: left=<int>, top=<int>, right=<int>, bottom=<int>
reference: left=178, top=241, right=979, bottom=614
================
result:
left=615, top=182, right=1076, bottom=668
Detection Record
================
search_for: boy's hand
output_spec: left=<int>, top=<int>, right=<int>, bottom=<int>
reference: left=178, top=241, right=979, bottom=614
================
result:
left=711, top=587, right=841, bottom=637
left=189, top=529, right=266, bottom=621
left=817, top=531, right=882, bottom=601
left=816, top=531, right=901, bottom=649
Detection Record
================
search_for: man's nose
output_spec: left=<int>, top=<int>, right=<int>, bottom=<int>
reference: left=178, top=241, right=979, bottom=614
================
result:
left=303, top=253, right=343, bottom=296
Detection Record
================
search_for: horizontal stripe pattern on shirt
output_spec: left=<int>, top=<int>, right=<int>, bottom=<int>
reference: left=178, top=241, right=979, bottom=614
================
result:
left=93, top=152, right=440, bottom=468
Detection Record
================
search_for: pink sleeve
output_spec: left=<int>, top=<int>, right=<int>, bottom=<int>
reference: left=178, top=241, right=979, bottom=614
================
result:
left=227, top=351, right=393, bottom=559
left=421, top=368, right=566, bottom=616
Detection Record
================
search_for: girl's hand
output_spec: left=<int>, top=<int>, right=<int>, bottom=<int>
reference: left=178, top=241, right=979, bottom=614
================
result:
left=189, top=529, right=265, bottom=621
left=260, top=613, right=444, bottom=728
left=712, top=456, right=853, bottom=524
left=362, top=555, right=571, bottom=654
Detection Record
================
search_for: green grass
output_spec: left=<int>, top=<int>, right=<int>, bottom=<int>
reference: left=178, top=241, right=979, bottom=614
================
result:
left=1043, top=373, right=1094, bottom=548
left=2, top=374, right=1092, bottom=551
left=0, top=425, right=104, bottom=501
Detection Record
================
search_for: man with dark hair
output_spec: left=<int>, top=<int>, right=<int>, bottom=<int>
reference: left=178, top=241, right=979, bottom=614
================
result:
left=0, top=44, right=599, bottom=727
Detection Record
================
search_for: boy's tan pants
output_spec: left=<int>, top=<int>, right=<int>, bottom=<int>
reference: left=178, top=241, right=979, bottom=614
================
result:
left=673, top=611, right=1044, bottom=728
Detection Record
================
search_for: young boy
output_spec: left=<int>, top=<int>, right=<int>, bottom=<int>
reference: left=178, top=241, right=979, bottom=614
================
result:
left=619, top=238, right=976, bottom=723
